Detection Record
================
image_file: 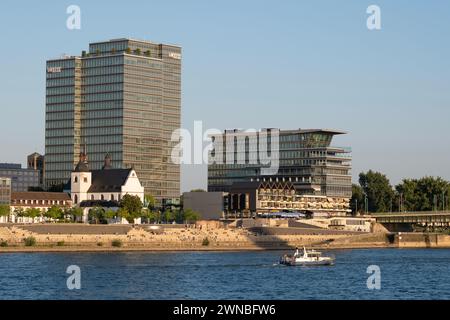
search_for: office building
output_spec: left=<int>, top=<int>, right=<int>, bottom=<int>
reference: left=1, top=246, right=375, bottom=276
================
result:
left=0, top=164, right=40, bottom=192
left=208, top=128, right=352, bottom=216
left=0, top=177, right=11, bottom=205
left=45, top=38, right=181, bottom=201
left=27, top=152, right=45, bottom=187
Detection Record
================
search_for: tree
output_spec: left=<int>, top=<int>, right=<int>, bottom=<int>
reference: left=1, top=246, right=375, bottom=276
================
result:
left=134, top=48, right=141, bottom=55
left=105, top=209, right=116, bottom=220
left=359, top=170, right=395, bottom=213
left=45, top=206, right=64, bottom=220
left=117, top=207, right=130, bottom=223
left=88, top=206, right=106, bottom=224
left=24, top=208, right=41, bottom=219
left=183, top=208, right=200, bottom=223
left=120, top=194, right=143, bottom=218
left=14, top=208, right=24, bottom=217
left=144, top=194, right=156, bottom=211
left=68, top=207, right=84, bottom=222
left=396, top=177, right=450, bottom=212
left=0, top=205, right=10, bottom=217
left=190, top=189, right=206, bottom=192
left=144, top=50, right=151, bottom=57
left=125, top=47, right=131, bottom=54
left=163, top=209, right=174, bottom=223
left=351, top=184, right=364, bottom=215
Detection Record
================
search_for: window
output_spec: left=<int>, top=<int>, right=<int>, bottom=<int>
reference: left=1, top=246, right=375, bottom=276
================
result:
left=74, top=177, right=78, bottom=183
left=101, top=194, right=104, bottom=200
left=84, top=177, right=88, bottom=183
left=111, top=194, right=115, bottom=201
left=74, top=195, right=78, bottom=204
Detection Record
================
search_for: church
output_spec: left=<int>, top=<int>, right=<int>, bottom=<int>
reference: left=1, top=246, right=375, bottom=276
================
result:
left=69, top=151, right=145, bottom=222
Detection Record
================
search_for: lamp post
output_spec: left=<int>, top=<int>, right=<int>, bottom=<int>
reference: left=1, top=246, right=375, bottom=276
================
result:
left=364, top=194, right=368, bottom=214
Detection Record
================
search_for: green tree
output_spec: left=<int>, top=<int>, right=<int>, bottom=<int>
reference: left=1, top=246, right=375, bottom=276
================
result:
left=183, top=208, right=200, bottom=223
left=125, top=47, right=131, bottom=54
left=396, top=177, right=450, bottom=212
left=88, top=206, right=106, bottom=224
left=68, top=207, right=84, bottom=222
left=145, top=194, right=157, bottom=211
left=14, top=208, right=24, bottom=217
left=117, top=207, right=130, bottom=223
left=24, top=208, right=41, bottom=219
left=163, top=209, right=174, bottom=223
left=359, top=170, right=395, bottom=213
left=144, top=50, right=151, bottom=57
left=45, top=206, right=64, bottom=220
left=351, top=184, right=364, bottom=215
left=105, top=209, right=116, bottom=220
left=0, top=205, right=10, bottom=217
left=120, top=194, right=143, bottom=218
left=134, top=48, right=141, bottom=55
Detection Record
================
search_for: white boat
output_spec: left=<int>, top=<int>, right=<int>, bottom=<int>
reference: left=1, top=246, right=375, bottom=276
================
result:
left=279, top=247, right=335, bottom=266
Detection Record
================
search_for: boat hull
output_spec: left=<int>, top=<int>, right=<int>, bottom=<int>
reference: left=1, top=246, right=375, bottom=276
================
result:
left=279, top=255, right=335, bottom=266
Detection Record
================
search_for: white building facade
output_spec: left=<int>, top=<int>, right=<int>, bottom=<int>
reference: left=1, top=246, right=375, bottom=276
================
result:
left=70, top=153, right=145, bottom=222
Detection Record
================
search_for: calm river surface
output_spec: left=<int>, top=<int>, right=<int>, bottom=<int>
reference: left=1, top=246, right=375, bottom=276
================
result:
left=1, top=249, right=449, bottom=299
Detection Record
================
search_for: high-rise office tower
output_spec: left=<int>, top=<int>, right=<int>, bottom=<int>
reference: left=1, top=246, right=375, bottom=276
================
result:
left=45, top=38, right=181, bottom=200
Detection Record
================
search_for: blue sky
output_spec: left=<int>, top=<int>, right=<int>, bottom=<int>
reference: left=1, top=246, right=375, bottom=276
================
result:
left=0, top=0, right=449, bottom=192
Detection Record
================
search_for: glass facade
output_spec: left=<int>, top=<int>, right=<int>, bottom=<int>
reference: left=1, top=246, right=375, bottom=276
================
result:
left=208, top=129, right=352, bottom=198
left=45, top=39, right=181, bottom=200
left=0, top=177, right=11, bottom=205
left=0, top=164, right=39, bottom=192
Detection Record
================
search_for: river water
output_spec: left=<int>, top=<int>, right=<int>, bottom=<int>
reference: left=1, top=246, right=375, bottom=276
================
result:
left=0, top=249, right=449, bottom=299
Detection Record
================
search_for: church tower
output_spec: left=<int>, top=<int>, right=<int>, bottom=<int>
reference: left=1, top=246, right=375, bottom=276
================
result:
left=70, top=149, right=92, bottom=205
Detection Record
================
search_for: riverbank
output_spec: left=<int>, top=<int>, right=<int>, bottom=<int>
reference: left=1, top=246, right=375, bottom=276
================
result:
left=1, top=224, right=449, bottom=253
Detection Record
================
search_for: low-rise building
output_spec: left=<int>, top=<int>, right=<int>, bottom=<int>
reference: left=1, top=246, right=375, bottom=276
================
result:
left=183, top=192, right=228, bottom=220
left=227, top=181, right=350, bottom=218
left=70, top=152, right=145, bottom=222
left=10, top=192, right=72, bottom=211
left=0, top=163, right=40, bottom=192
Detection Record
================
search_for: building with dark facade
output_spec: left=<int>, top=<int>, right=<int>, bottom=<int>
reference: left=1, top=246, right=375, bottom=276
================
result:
left=0, top=164, right=39, bottom=192
left=208, top=128, right=352, bottom=216
left=0, top=177, right=11, bottom=205
left=27, top=152, right=45, bottom=187
left=45, top=38, right=181, bottom=201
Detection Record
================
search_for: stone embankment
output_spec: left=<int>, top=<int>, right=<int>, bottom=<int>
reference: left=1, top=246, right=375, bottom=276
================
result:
left=1, top=224, right=449, bottom=252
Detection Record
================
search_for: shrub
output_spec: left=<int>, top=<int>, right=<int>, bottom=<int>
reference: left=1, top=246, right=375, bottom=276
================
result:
left=112, top=239, right=123, bottom=247
left=24, top=236, right=36, bottom=247
left=0, top=241, right=8, bottom=247
left=202, top=237, right=210, bottom=246
left=97, top=242, right=104, bottom=247
left=56, top=241, right=65, bottom=247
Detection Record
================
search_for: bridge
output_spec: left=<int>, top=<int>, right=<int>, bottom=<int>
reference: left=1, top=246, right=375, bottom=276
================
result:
left=370, top=211, right=450, bottom=224
left=368, top=211, right=450, bottom=232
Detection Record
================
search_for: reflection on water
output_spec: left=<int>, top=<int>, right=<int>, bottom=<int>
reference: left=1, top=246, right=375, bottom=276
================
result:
left=1, top=249, right=450, bottom=300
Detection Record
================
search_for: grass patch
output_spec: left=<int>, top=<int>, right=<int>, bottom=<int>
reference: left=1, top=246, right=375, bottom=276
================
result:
left=0, top=241, right=8, bottom=247
left=23, top=236, right=36, bottom=247
left=111, top=239, right=123, bottom=247
left=56, top=241, right=65, bottom=247
left=202, top=237, right=210, bottom=246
